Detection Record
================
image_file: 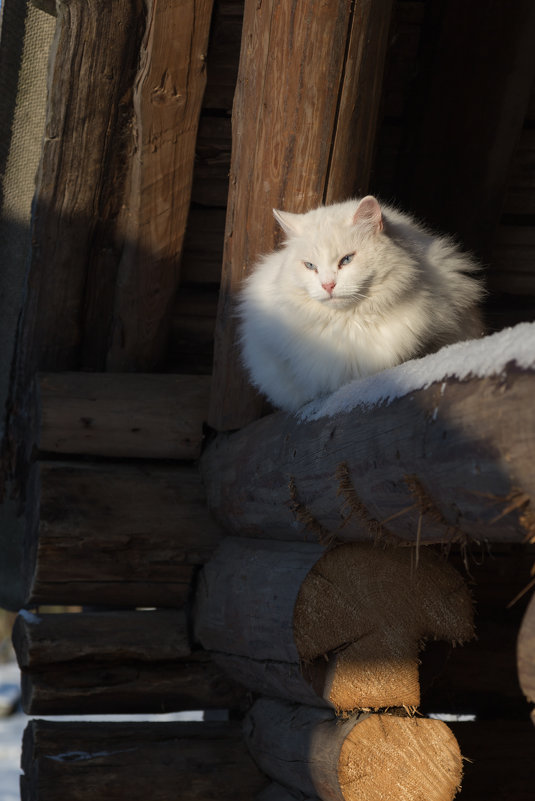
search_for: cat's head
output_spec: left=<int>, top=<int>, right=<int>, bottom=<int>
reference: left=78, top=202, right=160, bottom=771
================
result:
left=273, top=196, right=387, bottom=308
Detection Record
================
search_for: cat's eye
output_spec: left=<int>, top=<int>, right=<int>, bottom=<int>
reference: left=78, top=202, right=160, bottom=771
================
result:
left=304, top=261, right=318, bottom=272
left=338, top=253, right=355, bottom=268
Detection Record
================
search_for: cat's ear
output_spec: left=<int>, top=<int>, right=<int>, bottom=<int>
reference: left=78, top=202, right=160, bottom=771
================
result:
left=352, top=195, right=383, bottom=233
left=273, top=208, right=303, bottom=237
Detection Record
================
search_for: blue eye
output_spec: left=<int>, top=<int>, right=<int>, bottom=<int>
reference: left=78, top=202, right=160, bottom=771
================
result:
left=338, top=253, right=355, bottom=268
left=304, top=261, right=317, bottom=272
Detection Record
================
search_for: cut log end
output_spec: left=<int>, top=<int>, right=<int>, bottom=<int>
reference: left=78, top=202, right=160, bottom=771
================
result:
left=294, top=543, right=474, bottom=710
left=338, top=715, right=463, bottom=801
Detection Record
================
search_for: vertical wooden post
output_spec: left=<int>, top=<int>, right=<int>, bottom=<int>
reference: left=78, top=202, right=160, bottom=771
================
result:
left=104, top=0, right=215, bottom=370
left=208, top=0, right=394, bottom=431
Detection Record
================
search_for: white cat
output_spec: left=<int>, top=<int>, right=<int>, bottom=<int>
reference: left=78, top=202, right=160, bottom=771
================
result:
left=237, top=195, right=484, bottom=412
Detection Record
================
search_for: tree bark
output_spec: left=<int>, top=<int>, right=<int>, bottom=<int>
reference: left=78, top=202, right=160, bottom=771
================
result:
left=244, top=698, right=463, bottom=801
left=37, top=372, right=210, bottom=460
left=202, top=366, right=535, bottom=545
left=194, top=538, right=473, bottom=711
left=12, top=609, right=244, bottom=714
left=208, top=0, right=394, bottom=430
left=24, top=461, right=222, bottom=607
left=21, top=720, right=268, bottom=801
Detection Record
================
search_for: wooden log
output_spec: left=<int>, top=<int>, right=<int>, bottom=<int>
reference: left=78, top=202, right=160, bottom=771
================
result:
left=244, top=698, right=463, bottom=801
left=194, top=538, right=473, bottom=711
left=37, top=372, right=210, bottom=459
left=21, top=719, right=268, bottom=801
left=16, top=0, right=144, bottom=374
left=104, top=0, right=215, bottom=370
left=12, top=609, right=244, bottom=714
left=25, top=461, right=222, bottom=607
left=201, top=361, right=535, bottom=544
left=257, top=784, right=314, bottom=801
left=517, top=591, right=535, bottom=710
left=208, top=0, right=394, bottom=430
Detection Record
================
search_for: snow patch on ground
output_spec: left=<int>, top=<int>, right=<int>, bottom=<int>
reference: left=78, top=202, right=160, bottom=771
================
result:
left=299, top=321, right=535, bottom=421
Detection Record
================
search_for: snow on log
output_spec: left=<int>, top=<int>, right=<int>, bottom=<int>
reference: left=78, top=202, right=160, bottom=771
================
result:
left=194, top=538, right=473, bottom=711
left=202, top=325, right=535, bottom=545
left=517, top=590, right=535, bottom=717
left=244, top=698, right=463, bottom=801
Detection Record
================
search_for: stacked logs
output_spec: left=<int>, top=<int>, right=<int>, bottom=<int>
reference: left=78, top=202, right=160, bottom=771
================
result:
left=194, top=537, right=474, bottom=801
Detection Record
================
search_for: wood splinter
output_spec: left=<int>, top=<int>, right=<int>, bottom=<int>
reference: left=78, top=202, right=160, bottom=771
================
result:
left=194, top=538, right=474, bottom=712
left=245, top=698, right=463, bottom=801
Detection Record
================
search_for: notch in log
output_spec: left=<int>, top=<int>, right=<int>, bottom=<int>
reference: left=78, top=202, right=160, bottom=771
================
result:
left=194, top=538, right=474, bottom=712
left=245, top=698, right=463, bottom=801
left=12, top=609, right=244, bottom=715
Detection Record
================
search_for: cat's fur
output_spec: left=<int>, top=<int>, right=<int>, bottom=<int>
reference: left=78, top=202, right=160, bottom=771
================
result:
left=237, top=195, right=484, bottom=412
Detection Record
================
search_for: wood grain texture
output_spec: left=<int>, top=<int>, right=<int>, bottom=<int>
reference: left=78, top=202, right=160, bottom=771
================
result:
left=208, top=0, right=394, bottom=430
left=37, top=372, right=210, bottom=459
left=105, top=0, right=215, bottom=370
left=202, top=366, right=535, bottom=544
left=18, top=0, right=144, bottom=373
left=194, top=538, right=473, bottom=711
left=517, top=591, right=535, bottom=707
left=245, top=699, right=462, bottom=801
left=12, top=609, right=243, bottom=714
left=21, top=720, right=268, bottom=801
left=25, top=461, right=222, bottom=607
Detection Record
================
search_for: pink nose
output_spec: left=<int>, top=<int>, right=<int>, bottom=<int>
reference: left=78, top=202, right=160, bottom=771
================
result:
left=322, top=281, right=336, bottom=296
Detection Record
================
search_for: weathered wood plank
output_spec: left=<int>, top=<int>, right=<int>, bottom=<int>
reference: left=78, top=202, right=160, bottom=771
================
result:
left=209, top=0, right=394, bottom=430
left=194, top=538, right=473, bottom=712
left=12, top=610, right=244, bottom=714
left=104, top=0, right=215, bottom=370
left=21, top=720, right=268, bottom=801
left=37, top=372, right=210, bottom=459
left=25, top=461, right=222, bottom=607
left=245, top=699, right=462, bottom=801
left=202, top=364, right=535, bottom=545
left=17, top=0, right=144, bottom=373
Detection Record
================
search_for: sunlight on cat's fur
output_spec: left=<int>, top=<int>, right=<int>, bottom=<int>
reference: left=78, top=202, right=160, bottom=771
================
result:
left=237, top=196, right=484, bottom=412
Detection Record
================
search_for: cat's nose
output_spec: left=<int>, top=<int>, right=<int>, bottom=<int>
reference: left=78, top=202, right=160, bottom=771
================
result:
left=322, top=281, right=336, bottom=296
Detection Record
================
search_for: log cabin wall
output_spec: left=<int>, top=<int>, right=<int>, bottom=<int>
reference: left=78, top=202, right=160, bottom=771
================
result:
left=2, top=1, right=535, bottom=800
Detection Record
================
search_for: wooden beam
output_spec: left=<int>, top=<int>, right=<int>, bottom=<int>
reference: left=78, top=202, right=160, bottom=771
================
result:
left=104, top=0, right=215, bottom=370
left=21, top=720, right=268, bottom=801
left=202, top=365, right=535, bottom=545
left=12, top=610, right=244, bottom=714
left=37, top=372, right=210, bottom=459
left=17, top=0, right=145, bottom=374
left=244, top=699, right=462, bottom=801
left=208, top=0, right=394, bottom=430
left=194, top=538, right=473, bottom=712
left=24, top=461, right=222, bottom=607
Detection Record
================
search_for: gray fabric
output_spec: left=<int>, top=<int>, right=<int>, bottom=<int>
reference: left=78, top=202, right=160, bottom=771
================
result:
left=0, top=1, right=55, bottom=609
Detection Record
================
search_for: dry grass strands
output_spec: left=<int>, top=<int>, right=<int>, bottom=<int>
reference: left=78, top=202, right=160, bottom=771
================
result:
left=335, top=461, right=400, bottom=544
left=288, top=476, right=336, bottom=546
